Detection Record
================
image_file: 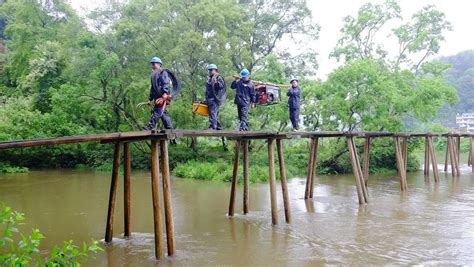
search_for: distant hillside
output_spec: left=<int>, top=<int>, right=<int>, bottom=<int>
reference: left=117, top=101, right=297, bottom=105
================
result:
left=436, top=50, right=474, bottom=128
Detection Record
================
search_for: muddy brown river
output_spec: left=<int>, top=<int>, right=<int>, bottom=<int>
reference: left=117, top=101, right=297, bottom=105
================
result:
left=1, top=166, right=474, bottom=265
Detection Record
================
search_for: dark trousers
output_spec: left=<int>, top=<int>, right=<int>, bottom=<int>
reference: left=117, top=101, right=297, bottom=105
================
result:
left=145, top=104, right=173, bottom=130
left=207, top=99, right=221, bottom=130
left=237, top=104, right=250, bottom=131
left=289, top=108, right=299, bottom=130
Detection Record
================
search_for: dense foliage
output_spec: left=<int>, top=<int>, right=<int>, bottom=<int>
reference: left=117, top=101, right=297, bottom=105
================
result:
left=0, top=0, right=458, bottom=176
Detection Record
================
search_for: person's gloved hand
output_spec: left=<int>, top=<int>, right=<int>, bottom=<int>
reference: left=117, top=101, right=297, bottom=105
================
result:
left=155, top=94, right=172, bottom=105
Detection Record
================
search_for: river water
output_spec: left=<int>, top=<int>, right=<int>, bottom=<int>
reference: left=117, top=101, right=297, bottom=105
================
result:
left=1, top=166, right=474, bottom=266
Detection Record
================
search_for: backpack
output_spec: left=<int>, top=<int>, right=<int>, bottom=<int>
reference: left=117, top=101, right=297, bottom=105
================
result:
left=160, top=68, right=181, bottom=100
left=211, top=74, right=227, bottom=105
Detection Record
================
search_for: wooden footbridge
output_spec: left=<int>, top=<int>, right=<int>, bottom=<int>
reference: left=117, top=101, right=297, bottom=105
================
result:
left=1, top=130, right=473, bottom=260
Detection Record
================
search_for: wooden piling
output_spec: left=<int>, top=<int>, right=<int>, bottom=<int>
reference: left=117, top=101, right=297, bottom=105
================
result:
left=123, top=142, right=131, bottom=238
left=448, top=136, right=460, bottom=176
left=150, top=140, right=164, bottom=260
left=160, top=140, right=175, bottom=256
left=267, top=138, right=278, bottom=225
left=309, top=138, right=319, bottom=199
left=447, top=136, right=456, bottom=176
left=456, top=136, right=461, bottom=166
left=276, top=139, right=291, bottom=224
left=243, top=140, right=250, bottom=214
left=428, top=136, right=440, bottom=183
left=347, top=136, right=366, bottom=204
left=393, top=137, right=407, bottom=192
left=351, top=137, right=368, bottom=202
left=454, top=136, right=461, bottom=175
left=362, top=137, right=371, bottom=188
left=105, top=142, right=121, bottom=243
left=471, top=137, right=474, bottom=173
left=304, top=138, right=316, bottom=199
left=444, top=138, right=449, bottom=172
left=402, top=137, right=408, bottom=176
left=228, top=141, right=241, bottom=216
left=424, top=137, right=430, bottom=176
left=468, top=138, right=472, bottom=167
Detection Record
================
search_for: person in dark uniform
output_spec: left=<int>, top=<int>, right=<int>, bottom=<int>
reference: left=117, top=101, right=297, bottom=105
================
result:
left=287, top=78, right=301, bottom=131
left=231, top=68, right=256, bottom=131
left=144, top=57, right=173, bottom=130
left=205, top=64, right=226, bottom=130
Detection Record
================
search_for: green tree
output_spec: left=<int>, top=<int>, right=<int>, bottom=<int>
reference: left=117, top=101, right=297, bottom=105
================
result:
left=231, top=0, right=320, bottom=77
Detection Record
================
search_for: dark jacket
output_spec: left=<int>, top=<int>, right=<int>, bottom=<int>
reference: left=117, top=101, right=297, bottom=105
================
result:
left=231, top=79, right=256, bottom=106
left=148, top=69, right=171, bottom=101
left=287, top=86, right=301, bottom=110
left=205, top=74, right=226, bottom=102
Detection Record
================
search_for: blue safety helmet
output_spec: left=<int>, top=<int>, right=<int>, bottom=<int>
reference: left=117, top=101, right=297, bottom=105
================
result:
left=240, top=68, right=250, bottom=78
left=150, top=57, right=162, bottom=64
left=207, top=64, right=218, bottom=70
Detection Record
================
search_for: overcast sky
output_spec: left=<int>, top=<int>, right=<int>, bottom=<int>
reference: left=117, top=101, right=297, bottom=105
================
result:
left=70, top=0, right=474, bottom=79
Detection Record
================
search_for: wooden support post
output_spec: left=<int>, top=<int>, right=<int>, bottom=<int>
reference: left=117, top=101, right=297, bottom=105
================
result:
left=242, top=140, right=250, bottom=214
left=150, top=140, right=164, bottom=260
left=471, top=137, right=474, bottom=173
left=449, top=136, right=460, bottom=176
left=447, top=136, right=456, bottom=176
left=428, top=136, right=440, bottom=183
left=468, top=138, right=472, bottom=167
left=402, top=137, right=408, bottom=176
left=351, top=137, right=368, bottom=202
left=105, top=142, right=121, bottom=243
left=455, top=136, right=461, bottom=175
left=444, top=138, right=449, bottom=172
left=424, top=137, right=430, bottom=176
left=393, top=137, right=407, bottom=192
left=228, top=141, right=241, bottom=216
left=309, top=138, right=319, bottom=199
left=160, top=140, right=175, bottom=256
left=123, top=142, right=131, bottom=238
left=304, top=138, right=316, bottom=199
left=362, top=137, right=371, bottom=188
left=457, top=136, right=461, bottom=166
left=276, top=139, right=291, bottom=224
left=267, top=138, right=278, bottom=225
left=347, top=136, right=366, bottom=204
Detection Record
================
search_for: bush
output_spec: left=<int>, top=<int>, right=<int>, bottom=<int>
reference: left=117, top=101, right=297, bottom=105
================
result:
left=0, top=205, right=102, bottom=266
left=0, top=163, right=28, bottom=173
